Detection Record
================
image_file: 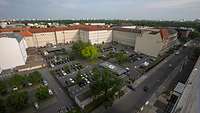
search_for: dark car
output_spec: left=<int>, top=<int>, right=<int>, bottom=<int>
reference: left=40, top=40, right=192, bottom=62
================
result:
left=143, top=86, right=149, bottom=92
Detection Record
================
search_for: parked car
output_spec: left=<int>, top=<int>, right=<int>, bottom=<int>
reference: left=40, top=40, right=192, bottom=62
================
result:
left=143, top=86, right=149, bottom=92
left=48, top=89, right=54, bottom=95
left=34, top=102, right=39, bottom=110
left=12, top=87, right=18, bottom=91
left=43, top=80, right=48, bottom=86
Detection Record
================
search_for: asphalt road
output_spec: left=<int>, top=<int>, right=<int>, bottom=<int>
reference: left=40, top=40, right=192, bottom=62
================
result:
left=103, top=47, right=192, bottom=113
left=39, top=69, right=74, bottom=113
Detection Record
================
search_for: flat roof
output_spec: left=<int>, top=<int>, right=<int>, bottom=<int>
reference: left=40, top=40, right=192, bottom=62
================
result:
left=99, top=61, right=127, bottom=75
left=174, top=82, right=185, bottom=94
left=76, top=90, right=92, bottom=102
left=0, top=32, right=23, bottom=42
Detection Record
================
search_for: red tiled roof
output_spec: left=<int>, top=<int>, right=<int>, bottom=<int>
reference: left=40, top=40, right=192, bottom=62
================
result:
left=112, top=28, right=142, bottom=33
left=0, top=25, right=111, bottom=34
left=19, top=31, right=33, bottom=37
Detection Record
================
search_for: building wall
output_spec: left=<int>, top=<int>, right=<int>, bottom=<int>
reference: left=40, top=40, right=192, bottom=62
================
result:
left=160, top=33, right=179, bottom=55
left=80, top=30, right=89, bottom=43
left=0, top=38, right=27, bottom=71
left=24, top=36, right=36, bottom=47
left=112, top=30, right=138, bottom=47
left=63, top=30, right=79, bottom=43
left=135, top=31, right=163, bottom=57
left=56, top=30, right=80, bottom=44
left=33, top=32, right=56, bottom=47
left=19, top=38, right=28, bottom=62
left=89, top=30, right=112, bottom=44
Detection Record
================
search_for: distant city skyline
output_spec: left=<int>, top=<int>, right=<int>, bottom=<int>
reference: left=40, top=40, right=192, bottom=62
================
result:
left=0, top=0, right=200, bottom=20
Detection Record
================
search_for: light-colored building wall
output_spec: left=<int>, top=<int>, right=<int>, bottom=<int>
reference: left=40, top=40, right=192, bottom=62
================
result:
left=112, top=30, right=138, bottom=47
left=88, top=30, right=112, bottom=44
left=0, top=37, right=27, bottom=71
left=33, top=32, right=56, bottom=47
left=135, top=31, right=163, bottom=57
left=80, top=30, right=89, bottom=43
left=63, top=30, right=79, bottom=43
left=24, top=36, right=36, bottom=47
left=48, top=30, right=80, bottom=45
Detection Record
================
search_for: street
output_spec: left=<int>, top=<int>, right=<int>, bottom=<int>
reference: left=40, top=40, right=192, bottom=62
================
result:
left=39, top=69, right=75, bottom=113
left=103, top=47, right=193, bottom=113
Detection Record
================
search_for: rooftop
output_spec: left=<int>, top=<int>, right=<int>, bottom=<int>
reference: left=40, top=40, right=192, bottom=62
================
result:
left=99, top=61, right=127, bottom=75
left=0, top=24, right=111, bottom=33
left=0, top=32, right=23, bottom=42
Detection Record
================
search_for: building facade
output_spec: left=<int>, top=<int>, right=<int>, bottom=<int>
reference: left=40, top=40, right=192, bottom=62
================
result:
left=112, top=28, right=141, bottom=47
left=135, top=28, right=179, bottom=57
left=0, top=33, right=27, bottom=73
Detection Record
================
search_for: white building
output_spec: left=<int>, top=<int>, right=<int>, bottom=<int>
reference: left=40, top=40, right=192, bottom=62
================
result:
left=0, top=33, right=27, bottom=73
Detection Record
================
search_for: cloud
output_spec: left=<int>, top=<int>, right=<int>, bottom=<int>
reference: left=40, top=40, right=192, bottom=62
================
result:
left=0, top=0, right=199, bottom=20
left=147, top=0, right=200, bottom=9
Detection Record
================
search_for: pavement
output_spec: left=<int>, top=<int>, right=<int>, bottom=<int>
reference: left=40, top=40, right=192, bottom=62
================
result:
left=102, top=47, right=192, bottom=113
left=38, top=69, right=75, bottom=113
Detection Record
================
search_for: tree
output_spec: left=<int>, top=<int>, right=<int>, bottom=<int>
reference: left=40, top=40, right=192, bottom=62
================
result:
left=81, top=45, right=100, bottom=60
left=27, top=71, right=42, bottom=84
left=64, top=65, right=70, bottom=72
left=190, top=31, right=200, bottom=39
left=71, top=41, right=91, bottom=57
left=90, top=68, right=123, bottom=108
left=115, top=52, right=128, bottom=64
left=6, top=91, right=29, bottom=112
left=9, top=74, right=26, bottom=88
left=0, top=98, right=6, bottom=113
left=75, top=71, right=82, bottom=83
left=0, top=81, right=7, bottom=95
left=35, top=86, right=49, bottom=100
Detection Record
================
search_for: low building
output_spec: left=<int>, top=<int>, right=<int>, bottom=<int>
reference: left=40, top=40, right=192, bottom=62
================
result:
left=135, top=28, right=179, bottom=57
left=75, top=90, right=93, bottom=109
left=0, top=32, right=27, bottom=73
left=68, top=85, right=92, bottom=109
left=99, top=61, right=128, bottom=78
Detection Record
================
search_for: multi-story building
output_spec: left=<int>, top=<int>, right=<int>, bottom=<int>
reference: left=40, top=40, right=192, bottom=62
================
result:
left=0, top=32, right=27, bottom=73
left=0, top=25, right=179, bottom=58
left=112, top=28, right=141, bottom=47
left=135, top=28, right=179, bottom=57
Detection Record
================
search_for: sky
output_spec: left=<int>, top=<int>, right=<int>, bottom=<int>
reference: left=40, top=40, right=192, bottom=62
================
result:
left=0, top=0, right=200, bottom=20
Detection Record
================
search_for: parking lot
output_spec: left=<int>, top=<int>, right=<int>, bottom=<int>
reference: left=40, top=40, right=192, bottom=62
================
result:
left=39, top=42, right=168, bottom=113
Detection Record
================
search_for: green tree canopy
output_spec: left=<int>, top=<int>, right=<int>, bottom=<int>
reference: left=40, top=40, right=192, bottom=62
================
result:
left=90, top=68, right=123, bottom=108
left=0, top=81, right=7, bottom=95
left=0, top=98, right=6, bottom=113
left=35, top=86, right=49, bottom=100
left=9, top=74, right=26, bottom=88
left=7, top=91, right=29, bottom=112
left=27, top=71, right=42, bottom=84
left=71, top=41, right=91, bottom=56
left=81, top=45, right=100, bottom=60
left=115, top=52, right=128, bottom=64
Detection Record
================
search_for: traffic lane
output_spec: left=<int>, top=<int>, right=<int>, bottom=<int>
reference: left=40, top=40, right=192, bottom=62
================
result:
left=104, top=49, right=190, bottom=113
left=40, top=69, right=74, bottom=106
